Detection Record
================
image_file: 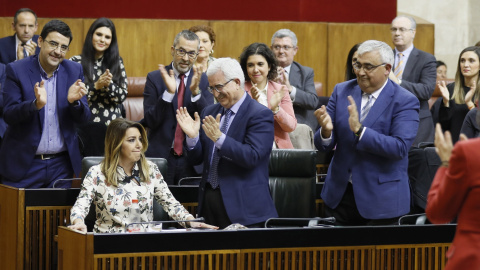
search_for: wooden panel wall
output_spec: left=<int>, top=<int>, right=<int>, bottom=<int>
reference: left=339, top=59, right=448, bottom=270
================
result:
left=0, top=17, right=433, bottom=96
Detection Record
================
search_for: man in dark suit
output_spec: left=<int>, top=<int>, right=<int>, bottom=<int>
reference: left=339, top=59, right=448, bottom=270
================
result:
left=143, top=30, right=213, bottom=185
left=314, top=40, right=419, bottom=226
left=0, top=63, right=6, bottom=152
left=177, top=57, right=278, bottom=228
left=0, top=20, right=91, bottom=188
left=389, top=15, right=436, bottom=146
left=0, top=8, right=41, bottom=64
left=271, top=29, right=319, bottom=132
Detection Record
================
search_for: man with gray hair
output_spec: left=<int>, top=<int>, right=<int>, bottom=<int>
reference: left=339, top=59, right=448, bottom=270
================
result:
left=271, top=29, right=319, bottom=132
left=389, top=15, right=436, bottom=146
left=143, top=30, right=213, bottom=185
left=314, top=40, right=420, bottom=226
left=177, top=57, right=278, bottom=228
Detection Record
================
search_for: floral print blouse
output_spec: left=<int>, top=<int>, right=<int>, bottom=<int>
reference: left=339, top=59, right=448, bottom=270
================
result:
left=70, top=161, right=193, bottom=233
left=70, top=55, right=128, bottom=125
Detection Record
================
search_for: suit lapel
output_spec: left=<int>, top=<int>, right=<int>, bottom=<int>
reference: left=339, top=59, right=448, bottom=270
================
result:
left=289, top=62, right=301, bottom=87
left=402, top=48, right=419, bottom=81
left=361, top=80, right=394, bottom=126
left=56, top=63, right=67, bottom=124
left=28, top=57, right=45, bottom=128
left=224, top=93, right=251, bottom=138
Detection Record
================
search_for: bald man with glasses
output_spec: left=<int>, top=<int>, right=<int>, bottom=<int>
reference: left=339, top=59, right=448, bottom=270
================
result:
left=389, top=15, right=436, bottom=147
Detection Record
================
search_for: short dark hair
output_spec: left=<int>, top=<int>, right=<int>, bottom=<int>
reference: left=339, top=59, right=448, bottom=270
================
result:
left=173, top=30, right=199, bottom=50
left=14, top=8, right=37, bottom=25
left=239, top=43, right=278, bottom=82
left=436, top=60, right=446, bottom=68
left=345, top=43, right=361, bottom=81
left=40, top=20, right=73, bottom=45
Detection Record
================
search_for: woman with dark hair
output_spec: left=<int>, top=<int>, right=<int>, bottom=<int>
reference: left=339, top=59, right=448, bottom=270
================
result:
left=188, top=25, right=216, bottom=73
left=345, top=43, right=361, bottom=81
left=69, top=118, right=217, bottom=233
left=70, top=18, right=128, bottom=125
left=436, top=60, right=447, bottom=81
left=239, top=43, right=297, bottom=149
left=431, top=46, right=480, bottom=143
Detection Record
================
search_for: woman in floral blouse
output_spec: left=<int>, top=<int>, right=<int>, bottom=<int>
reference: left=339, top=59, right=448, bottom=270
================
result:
left=70, top=18, right=128, bottom=125
left=69, top=118, right=218, bottom=233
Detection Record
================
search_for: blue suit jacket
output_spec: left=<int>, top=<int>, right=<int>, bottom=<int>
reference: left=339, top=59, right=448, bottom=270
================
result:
left=315, top=79, right=420, bottom=219
left=187, top=94, right=278, bottom=225
left=0, top=55, right=91, bottom=181
left=0, top=63, right=6, bottom=137
left=395, top=47, right=436, bottom=145
left=143, top=64, right=213, bottom=158
left=0, top=34, right=41, bottom=65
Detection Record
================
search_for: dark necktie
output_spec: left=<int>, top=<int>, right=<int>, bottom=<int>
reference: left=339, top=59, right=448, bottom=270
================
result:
left=208, top=109, right=233, bottom=189
left=173, top=74, right=186, bottom=156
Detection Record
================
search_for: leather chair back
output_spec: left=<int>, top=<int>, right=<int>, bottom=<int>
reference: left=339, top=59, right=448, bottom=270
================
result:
left=268, top=149, right=317, bottom=218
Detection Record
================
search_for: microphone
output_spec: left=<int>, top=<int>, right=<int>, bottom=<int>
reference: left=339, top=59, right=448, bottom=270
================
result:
left=126, top=217, right=206, bottom=232
left=264, top=217, right=336, bottom=228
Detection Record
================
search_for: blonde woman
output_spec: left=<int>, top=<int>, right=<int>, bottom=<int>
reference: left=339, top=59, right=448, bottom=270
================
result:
left=69, top=118, right=217, bottom=233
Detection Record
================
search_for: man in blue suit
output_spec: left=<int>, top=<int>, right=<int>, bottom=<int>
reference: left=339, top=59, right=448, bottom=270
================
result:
left=0, top=20, right=90, bottom=188
left=314, top=40, right=419, bottom=226
left=143, top=30, right=213, bottom=185
left=177, top=57, right=278, bottom=228
left=0, top=63, right=6, bottom=152
left=0, top=8, right=41, bottom=64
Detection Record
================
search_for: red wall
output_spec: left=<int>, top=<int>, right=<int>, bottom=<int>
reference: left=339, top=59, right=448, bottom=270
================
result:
left=0, top=0, right=396, bottom=23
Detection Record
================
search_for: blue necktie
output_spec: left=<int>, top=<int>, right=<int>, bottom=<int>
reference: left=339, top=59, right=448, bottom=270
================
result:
left=360, top=94, right=373, bottom=123
left=208, top=109, right=233, bottom=189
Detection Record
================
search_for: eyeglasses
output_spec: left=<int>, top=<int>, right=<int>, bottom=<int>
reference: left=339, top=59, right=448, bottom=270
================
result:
left=43, top=39, right=69, bottom=53
left=207, top=79, right=234, bottom=94
left=174, top=48, right=198, bottom=59
left=353, top=62, right=386, bottom=72
left=390, top=27, right=413, bottom=34
left=272, top=45, right=294, bottom=51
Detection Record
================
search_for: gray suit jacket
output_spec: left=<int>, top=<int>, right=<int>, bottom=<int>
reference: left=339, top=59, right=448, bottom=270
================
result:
left=288, top=61, right=319, bottom=132
left=395, top=47, right=436, bottom=146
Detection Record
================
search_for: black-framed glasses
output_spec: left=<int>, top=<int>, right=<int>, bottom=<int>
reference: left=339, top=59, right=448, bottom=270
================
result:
left=43, top=39, right=69, bottom=53
left=390, top=27, right=413, bottom=34
left=353, top=62, right=387, bottom=72
left=272, top=45, right=294, bottom=51
left=207, top=79, right=234, bottom=94
left=174, top=48, right=198, bottom=59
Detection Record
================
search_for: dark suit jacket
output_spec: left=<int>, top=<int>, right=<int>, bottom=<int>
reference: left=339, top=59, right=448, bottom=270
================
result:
left=0, top=63, right=6, bottom=138
left=315, top=79, right=419, bottom=219
left=187, top=94, right=278, bottom=225
left=289, top=61, right=319, bottom=131
left=0, top=34, right=40, bottom=65
left=395, top=47, right=436, bottom=146
left=0, top=55, right=91, bottom=181
left=426, top=138, right=480, bottom=270
left=143, top=64, right=213, bottom=158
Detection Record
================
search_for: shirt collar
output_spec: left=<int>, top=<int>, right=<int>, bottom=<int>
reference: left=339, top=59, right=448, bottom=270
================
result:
left=228, top=91, right=248, bottom=115
left=37, top=56, right=59, bottom=79
left=283, top=64, right=292, bottom=74
left=395, top=44, right=414, bottom=56
left=364, top=79, right=388, bottom=100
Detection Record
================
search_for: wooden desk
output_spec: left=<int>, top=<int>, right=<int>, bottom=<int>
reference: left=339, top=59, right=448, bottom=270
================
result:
left=0, top=184, right=198, bottom=270
left=57, top=224, right=454, bottom=270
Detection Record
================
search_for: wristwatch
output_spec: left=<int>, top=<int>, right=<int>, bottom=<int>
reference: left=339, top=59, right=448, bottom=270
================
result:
left=354, top=125, right=364, bottom=136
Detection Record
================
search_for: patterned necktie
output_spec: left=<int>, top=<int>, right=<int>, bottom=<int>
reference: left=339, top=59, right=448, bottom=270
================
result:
left=360, top=94, right=373, bottom=123
left=208, top=109, right=233, bottom=189
left=173, top=74, right=186, bottom=155
left=394, top=52, right=404, bottom=78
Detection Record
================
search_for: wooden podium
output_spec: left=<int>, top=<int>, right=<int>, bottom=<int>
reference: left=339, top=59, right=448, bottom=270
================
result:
left=57, top=224, right=455, bottom=270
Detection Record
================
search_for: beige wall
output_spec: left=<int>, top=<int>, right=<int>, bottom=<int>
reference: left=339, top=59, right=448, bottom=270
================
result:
left=0, top=17, right=434, bottom=96
left=398, top=0, right=480, bottom=79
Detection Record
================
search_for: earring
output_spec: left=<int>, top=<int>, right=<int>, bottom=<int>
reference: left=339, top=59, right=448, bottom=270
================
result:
left=210, top=49, right=214, bottom=55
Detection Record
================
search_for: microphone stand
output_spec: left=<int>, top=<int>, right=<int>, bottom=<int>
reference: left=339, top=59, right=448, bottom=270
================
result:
left=264, top=217, right=336, bottom=228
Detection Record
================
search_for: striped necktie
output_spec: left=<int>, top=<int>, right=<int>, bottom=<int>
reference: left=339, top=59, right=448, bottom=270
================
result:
left=208, top=109, right=233, bottom=189
left=360, top=94, right=373, bottom=123
left=394, top=52, right=404, bottom=78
